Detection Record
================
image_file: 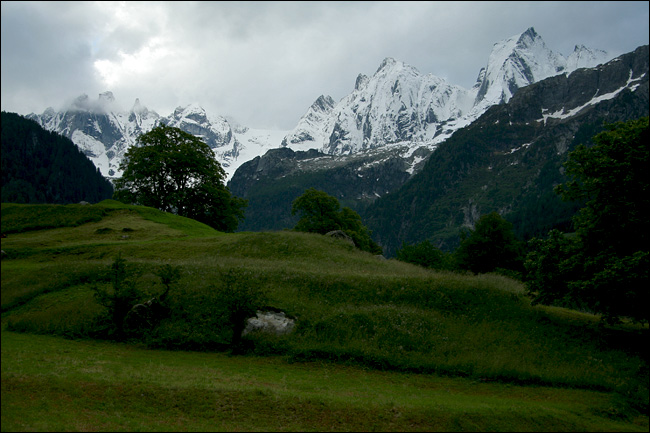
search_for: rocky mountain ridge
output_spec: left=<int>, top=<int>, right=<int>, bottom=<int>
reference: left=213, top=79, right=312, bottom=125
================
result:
left=281, top=27, right=610, bottom=157
left=229, top=43, right=647, bottom=243
left=364, top=44, right=649, bottom=255
left=24, top=28, right=609, bottom=185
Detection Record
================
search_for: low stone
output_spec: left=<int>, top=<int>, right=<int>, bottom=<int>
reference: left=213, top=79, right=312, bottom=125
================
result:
left=243, top=310, right=295, bottom=336
left=325, top=230, right=355, bottom=247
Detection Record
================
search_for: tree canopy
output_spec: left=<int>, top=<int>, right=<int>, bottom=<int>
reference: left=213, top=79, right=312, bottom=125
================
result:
left=453, top=212, right=524, bottom=275
left=555, top=117, right=649, bottom=258
left=396, top=240, right=450, bottom=270
left=526, top=117, right=649, bottom=323
left=113, top=124, right=246, bottom=232
left=291, top=188, right=382, bottom=254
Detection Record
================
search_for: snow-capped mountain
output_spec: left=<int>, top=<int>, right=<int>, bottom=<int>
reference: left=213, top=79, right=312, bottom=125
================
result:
left=230, top=43, right=647, bottom=244
left=566, top=44, right=610, bottom=72
left=363, top=44, right=648, bottom=255
left=26, top=27, right=611, bottom=184
left=27, top=95, right=290, bottom=181
left=27, top=92, right=161, bottom=178
left=283, top=27, right=611, bottom=157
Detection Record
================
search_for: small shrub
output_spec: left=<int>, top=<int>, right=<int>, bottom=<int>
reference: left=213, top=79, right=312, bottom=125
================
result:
left=396, top=240, right=451, bottom=270
left=214, top=268, right=268, bottom=352
left=92, top=254, right=143, bottom=340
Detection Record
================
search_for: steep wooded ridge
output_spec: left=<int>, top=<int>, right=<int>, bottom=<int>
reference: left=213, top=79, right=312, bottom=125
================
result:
left=1, top=112, right=114, bottom=204
left=365, top=45, right=649, bottom=255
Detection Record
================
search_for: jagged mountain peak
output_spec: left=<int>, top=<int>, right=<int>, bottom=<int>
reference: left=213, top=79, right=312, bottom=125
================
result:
left=164, top=103, right=232, bottom=138
left=280, top=94, right=336, bottom=150
left=566, top=44, right=610, bottom=72
left=131, top=98, right=145, bottom=113
left=473, top=67, right=487, bottom=88
left=98, top=91, right=116, bottom=104
left=516, top=26, right=540, bottom=46
left=473, top=27, right=568, bottom=109
left=376, top=57, right=398, bottom=72
left=70, top=93, right=90, bottom=111
left=171, top=102, right=207, bottom=119
left=355, top=74, right=370, bottom=91
left=67, top=91, right=121, bottom=113
left=374, top=57, right=420, bottom=79
left=312, top=95, right=336, bottom=112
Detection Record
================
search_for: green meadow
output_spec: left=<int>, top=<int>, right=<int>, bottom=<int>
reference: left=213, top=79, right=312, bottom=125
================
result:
left=1, top=200, right=647, bottom=431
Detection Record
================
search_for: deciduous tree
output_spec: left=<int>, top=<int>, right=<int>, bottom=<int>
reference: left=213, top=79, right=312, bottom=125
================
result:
left=526, top=117, right=649, bottom=323
left=454, top=212, right=523, bottom=274
left=113, top=125, right=246, bottom=232
left=291, top=188, right=382, bottom=254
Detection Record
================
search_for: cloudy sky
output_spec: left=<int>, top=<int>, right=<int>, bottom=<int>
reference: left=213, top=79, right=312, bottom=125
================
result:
left=2, top=1, right=648, bottom=130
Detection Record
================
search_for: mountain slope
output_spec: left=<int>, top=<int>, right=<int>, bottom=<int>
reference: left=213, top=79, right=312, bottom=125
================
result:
left=364, top=45, right=649, bottom=255
left=228, top=28, right=614, bottom=233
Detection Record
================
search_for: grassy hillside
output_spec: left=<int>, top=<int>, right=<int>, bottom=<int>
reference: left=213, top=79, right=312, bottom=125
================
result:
left=1, top=200, right=648, bottom=431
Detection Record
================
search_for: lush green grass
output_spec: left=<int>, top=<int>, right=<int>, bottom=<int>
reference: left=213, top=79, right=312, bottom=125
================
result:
left=1, top=199, right=219, bottom=237
left=2, top=330, right=647, bottom=432
left=1, top=201, right=648, bottom=431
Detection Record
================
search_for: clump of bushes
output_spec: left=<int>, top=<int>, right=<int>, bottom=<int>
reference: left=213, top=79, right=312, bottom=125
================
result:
left=89, top=256, right=267, bottom=352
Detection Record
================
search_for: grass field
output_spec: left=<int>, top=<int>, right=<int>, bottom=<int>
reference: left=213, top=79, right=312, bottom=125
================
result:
left=1, top=200, right=648, bottom=431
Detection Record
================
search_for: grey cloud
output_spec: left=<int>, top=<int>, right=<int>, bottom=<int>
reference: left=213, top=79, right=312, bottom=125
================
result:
left=2, top=1, right=648, bottom=129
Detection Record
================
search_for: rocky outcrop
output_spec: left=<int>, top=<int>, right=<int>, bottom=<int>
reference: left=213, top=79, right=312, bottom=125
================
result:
left=242, top=311, right=295, bottom=336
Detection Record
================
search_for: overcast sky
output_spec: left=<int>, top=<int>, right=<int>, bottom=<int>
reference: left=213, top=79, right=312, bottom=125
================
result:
left=2, top=1, right=648, bottom=130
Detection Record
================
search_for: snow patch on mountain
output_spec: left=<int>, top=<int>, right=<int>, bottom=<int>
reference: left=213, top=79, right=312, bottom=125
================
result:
left=538, top=69, right=647, bottom=125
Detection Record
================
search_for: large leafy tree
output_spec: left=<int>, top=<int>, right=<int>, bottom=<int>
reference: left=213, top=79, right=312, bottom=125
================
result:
left=526, top=117, right=649, bottom=323
left=453, top=212, right=524, bottom=274
left=113, top=125, right=246, bottom=232
left=555, top=117, right=649, bottom=258
left=291, top=188, right=382, bottom=254
left=291, top=188, right=342, bottom=234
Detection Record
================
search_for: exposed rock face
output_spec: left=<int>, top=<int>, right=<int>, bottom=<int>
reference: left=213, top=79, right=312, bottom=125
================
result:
left=243, top=311, right=295, bottom=336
